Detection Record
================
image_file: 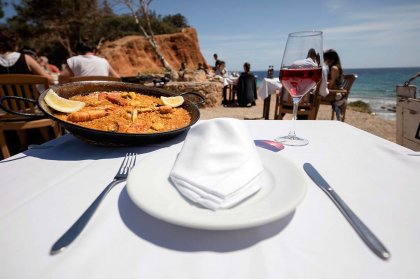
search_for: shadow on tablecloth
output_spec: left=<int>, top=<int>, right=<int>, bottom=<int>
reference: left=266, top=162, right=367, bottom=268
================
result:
left=118, top=187, right=294, bottom=252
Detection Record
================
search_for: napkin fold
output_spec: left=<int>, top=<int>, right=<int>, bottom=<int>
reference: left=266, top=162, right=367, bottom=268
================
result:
left=170, top=118, right=263, bottom=210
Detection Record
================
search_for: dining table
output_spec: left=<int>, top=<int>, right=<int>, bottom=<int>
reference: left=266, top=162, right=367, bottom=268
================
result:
left=1, top=120, right=420, bottom=278
left=223, top=75, right=238, bottom=87
left=257, top=78, right=282, bottom=119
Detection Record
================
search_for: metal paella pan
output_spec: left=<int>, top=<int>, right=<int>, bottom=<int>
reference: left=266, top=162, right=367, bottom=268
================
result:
left=38, top=81, right=204, bottom=146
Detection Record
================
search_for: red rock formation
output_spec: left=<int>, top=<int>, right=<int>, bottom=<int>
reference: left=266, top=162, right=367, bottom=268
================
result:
left=99, top=28, right=208, bottom=76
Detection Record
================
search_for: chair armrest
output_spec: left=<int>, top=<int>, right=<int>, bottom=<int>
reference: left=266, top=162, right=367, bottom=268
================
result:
left=328, top=89, right=349, bottom=97
left=319, top=89, right=349, bottom=105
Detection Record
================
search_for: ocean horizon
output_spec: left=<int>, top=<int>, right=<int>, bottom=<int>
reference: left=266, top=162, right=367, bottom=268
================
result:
left=247, top=67, right=420, bottom=121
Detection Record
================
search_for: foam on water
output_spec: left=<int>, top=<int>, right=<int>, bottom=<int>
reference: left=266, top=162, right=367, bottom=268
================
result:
left=348, top=97, right=396, bottom=121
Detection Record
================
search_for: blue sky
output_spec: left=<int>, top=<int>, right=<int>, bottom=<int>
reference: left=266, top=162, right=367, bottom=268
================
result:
left=4, top=0, right=420, bottom=70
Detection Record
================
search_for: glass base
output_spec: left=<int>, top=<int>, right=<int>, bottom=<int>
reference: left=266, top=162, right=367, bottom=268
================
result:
left=274, top=135, right=309, bottom=146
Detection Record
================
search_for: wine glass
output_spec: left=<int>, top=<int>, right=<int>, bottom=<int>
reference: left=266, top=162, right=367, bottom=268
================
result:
left=275, top=31, right=324, bottom=146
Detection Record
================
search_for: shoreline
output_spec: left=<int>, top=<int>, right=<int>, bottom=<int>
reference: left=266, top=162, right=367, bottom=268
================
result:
left=199, top=98, right=397, bottom=143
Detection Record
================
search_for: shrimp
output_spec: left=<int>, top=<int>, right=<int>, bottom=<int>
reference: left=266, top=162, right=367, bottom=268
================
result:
left=68, top=110, right=107, bottom=122
left=138, top=107, right=157, bottom=113
left=158, top=106, right=173, bottom=114
left=106, top=93, right=128, bottom=106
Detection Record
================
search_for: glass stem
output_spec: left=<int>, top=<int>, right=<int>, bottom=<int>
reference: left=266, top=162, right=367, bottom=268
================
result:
left=288, top=97, right=301, bottom=138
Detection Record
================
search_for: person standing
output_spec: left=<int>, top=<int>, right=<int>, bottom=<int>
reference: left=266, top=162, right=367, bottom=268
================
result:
left=213, top=53, right=221, bottom=71
left=59, top=41, right=119, bottom=84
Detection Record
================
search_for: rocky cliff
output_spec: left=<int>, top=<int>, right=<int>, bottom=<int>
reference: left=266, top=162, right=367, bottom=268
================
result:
left=99, top=28, right=208, bottom=76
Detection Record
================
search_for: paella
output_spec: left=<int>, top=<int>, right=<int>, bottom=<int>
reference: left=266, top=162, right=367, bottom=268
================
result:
left=47, top=90, right=191, bottom=134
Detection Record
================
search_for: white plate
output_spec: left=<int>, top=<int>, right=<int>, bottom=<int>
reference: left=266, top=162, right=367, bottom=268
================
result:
left=127, top=145, right=307, bottom=230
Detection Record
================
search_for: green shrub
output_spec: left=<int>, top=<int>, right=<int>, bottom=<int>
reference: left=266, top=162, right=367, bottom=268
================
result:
left=348, top=100, right=371, bottom=113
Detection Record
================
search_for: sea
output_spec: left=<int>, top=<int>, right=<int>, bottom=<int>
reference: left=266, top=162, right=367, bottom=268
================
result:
left=251, top=67, right=420, bottom=121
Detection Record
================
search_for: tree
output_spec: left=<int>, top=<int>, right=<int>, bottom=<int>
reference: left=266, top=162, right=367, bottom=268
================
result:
left=5, top=0, right=189, bottom=68
left=0, top=0, right=4, bottom=19
left=163, top=13, right=189, bottom=29
left=8, top=0, right=101, bottom=60
left=119, top=0, right=175, bottom=74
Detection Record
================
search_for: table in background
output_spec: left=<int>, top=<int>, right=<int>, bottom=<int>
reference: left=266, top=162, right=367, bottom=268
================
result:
left=223, top=76, right=238, bottom=87
left=258, top=78, right=282, bottom=119
left=1, top=121, right=420, bottom=278
left=222, top=76, right=238, bottom=103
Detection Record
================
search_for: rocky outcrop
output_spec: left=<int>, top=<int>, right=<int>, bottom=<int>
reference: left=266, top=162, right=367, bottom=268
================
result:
left=162, top=81, right=224, bottom=107
left=99, top=28, right=208, bottom=76
left=98, top=28, right=223, bottom=108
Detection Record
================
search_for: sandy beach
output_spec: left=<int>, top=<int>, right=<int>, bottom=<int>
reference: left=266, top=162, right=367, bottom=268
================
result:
left=199, top=97, right=397, bottom=143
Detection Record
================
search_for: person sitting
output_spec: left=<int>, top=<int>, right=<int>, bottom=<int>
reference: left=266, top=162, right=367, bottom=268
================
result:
left=0, top=27, right=56, bottom=154
left=38, top=56, right=60, bottom=84
left=0, top=27, right=53, bottom=83
left=214, top=60, right=228, bottom=77
left=306, top=48, right=317, bottom=64
left=323, top=49, right=345, bottom=120
left=19, top=47, right=38, bottom=60
left=38, top=56, right=60, bottom=74
left=214, top=61, right=231, bottom=105
left=236, top=62, right=257, bottom=107
left=59, top=40, right=119, bottom=84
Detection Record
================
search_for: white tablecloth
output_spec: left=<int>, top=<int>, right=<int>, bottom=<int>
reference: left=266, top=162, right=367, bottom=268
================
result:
left=223, top=76, right=238, bottom=87
left=1, top=121, right=420, bottom=278
left=258, top=77, right=282, bottom=99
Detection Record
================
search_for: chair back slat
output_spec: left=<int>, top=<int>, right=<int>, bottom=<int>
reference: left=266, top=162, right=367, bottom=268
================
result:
left=17, top=84, right=26, bottom=111
left=274, top=87, right=320, bottom=120
left=0, top=74, right=59, bottom=159
left=4, top=84, right=18, bottom=111
left=69, top=76, right=121, bottom=82
left=342, top=74, right=357, bottom=91
left=0, top=74, right=49, bottom=114
left=28, top=84, right=40, bottom=112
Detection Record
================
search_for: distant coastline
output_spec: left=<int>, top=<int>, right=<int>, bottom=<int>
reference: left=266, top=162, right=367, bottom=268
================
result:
left=249, top=67, right=420, bottom=121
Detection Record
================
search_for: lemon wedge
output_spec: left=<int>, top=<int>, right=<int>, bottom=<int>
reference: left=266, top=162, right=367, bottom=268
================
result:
left=160, top=96, right=184, bottom=108
left=44, top=89, right=85, bottom=113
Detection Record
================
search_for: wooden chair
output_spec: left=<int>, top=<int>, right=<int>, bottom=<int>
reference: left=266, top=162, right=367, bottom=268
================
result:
left=69, top=76, right=121, bottom=82
left=0, top=74, right=61, bottom=159
left=274, top=87, right=321, bottom=120
left=318, top=74, right=358, bottom=121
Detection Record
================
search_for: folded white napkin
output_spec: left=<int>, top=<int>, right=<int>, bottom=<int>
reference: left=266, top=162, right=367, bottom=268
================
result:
left=170, top=118, right=263, bottom=210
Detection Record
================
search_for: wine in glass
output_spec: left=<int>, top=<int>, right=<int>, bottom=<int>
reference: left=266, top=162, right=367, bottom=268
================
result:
left=275, top=31, right=323, bottom=146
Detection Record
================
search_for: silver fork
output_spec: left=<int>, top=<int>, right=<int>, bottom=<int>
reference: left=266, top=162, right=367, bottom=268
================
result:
left=50, top=153, right=137, bottom=255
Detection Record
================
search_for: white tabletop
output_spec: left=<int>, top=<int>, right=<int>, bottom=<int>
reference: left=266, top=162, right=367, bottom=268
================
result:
left=258, top=78, right=282, bottom=99
left=223, top=76, right=238, bottom=87
left=1, top=120, right=420, bottom=279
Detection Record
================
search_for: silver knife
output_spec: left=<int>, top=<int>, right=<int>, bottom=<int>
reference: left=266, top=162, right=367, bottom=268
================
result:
left=303, top=163, right=390, bottom=260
